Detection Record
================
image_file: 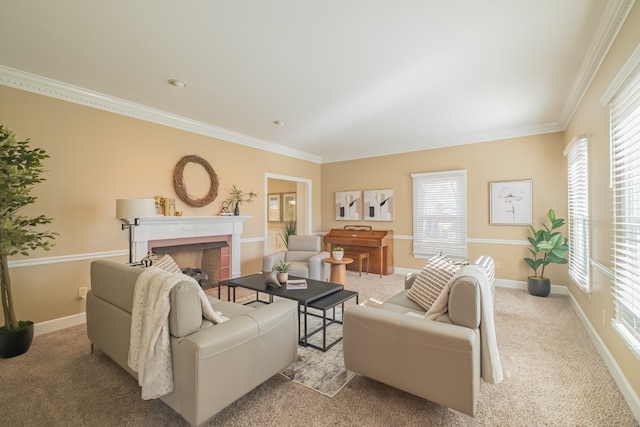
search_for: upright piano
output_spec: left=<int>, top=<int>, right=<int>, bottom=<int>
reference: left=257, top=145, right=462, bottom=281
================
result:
left=323, top=227, right=394, bottom=276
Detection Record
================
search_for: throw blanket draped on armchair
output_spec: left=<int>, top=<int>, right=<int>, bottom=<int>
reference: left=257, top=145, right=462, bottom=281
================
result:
left=128, top=267, right=228, bottom=399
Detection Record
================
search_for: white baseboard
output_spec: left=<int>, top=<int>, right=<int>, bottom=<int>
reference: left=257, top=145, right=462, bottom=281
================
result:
left=566, top=291, right=640, bottom=421
left=495, top=278, right=639, bottom=421
left=34, top=313, right=86, bottom=337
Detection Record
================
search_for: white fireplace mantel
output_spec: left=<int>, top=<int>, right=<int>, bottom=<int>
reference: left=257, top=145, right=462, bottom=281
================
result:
left=130, top=215, right=249, bottom=278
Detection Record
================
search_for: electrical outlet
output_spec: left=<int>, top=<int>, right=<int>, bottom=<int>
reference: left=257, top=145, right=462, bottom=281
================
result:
left=78, top=287, right=88, bottom=300
left=495, top=261, right=501, bottom=269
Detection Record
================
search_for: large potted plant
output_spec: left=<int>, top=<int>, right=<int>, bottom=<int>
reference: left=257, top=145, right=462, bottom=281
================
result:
left=0, top=125, right=57, bottom=358
left=524, top=208, right=569, bottom=297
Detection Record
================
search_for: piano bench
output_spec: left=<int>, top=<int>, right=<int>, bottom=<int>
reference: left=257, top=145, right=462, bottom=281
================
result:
left=343, top=251, right=369, bottom=277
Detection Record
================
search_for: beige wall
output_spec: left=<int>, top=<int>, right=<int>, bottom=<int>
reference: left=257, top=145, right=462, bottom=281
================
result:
left=0, top=85, right=321, bottom=323
left=564, top=2, right=640, bottom=400
left=321, top=132, right=568, bottom=285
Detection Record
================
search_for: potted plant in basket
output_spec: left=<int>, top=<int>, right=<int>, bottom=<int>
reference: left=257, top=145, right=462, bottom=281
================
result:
left=274, top=260, right=292, bottom=283
left=524, top=208, right=569, bottom=297
left=0, top=125, right=57, bottom=358
left=226, top=185, right=258, bottom=216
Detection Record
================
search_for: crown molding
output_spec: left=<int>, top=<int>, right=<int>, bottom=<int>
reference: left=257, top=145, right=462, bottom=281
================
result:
left=0, top=65, right=322, bottom=164
left=560, top=0, right=636, bottom=127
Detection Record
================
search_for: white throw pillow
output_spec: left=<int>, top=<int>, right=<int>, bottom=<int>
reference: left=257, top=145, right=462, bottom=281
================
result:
left=407, top=253, right=465, bottom=312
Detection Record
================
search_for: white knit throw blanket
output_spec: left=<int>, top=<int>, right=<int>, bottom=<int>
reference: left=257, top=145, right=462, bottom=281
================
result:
left=128, top=267, right=228, bottom=400
left=425, top=264, right=503, bottom=384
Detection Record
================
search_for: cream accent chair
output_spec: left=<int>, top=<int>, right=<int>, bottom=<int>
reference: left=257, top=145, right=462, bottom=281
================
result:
left=87, top=260, right=298, bottom=427
left=343, top=256, right=495, bottom=424
left=263, top=235, right=330, bottom=281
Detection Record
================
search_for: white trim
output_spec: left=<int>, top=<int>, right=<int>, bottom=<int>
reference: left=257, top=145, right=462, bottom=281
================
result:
left=561, top=0, right=635, bottom=125
left=591, top=259, right=614, bottom=279
left=0, top=65, right=321, bottom=164
left=467, top=238, right=528, bottom=246
left=8, top=250, right=125, bottom=268
left=567, top=291, right=640, bottom=421
left=601, top=41, right=640, bottom=105
left=34, top=313, right=86, bottom=337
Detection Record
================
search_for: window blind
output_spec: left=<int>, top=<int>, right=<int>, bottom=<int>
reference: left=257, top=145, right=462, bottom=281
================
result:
left=610, top=62, right=640, bottom=359
left=411, top=170, right=467, bottom=260
left=564, top=136, right=590, bottom=291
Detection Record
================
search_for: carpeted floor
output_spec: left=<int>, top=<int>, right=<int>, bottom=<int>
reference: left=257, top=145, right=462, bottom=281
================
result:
left=0, top=271, right=638, bottom=426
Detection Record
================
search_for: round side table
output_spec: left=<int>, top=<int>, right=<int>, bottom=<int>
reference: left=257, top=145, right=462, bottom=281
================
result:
left=324, top=257, right=354, bottom=287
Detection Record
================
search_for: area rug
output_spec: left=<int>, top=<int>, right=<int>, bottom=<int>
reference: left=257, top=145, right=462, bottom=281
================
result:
left=279, top=308, right=355, bottom=398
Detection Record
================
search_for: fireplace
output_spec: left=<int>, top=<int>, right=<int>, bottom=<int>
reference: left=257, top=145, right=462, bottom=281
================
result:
left=129, top=216, right=249, bottom=279
left=152, top=240, right=229, bottom=288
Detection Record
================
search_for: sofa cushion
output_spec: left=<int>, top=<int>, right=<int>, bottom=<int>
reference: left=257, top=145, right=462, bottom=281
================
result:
left=169, top=280, right=204, bottom=337
left=407, top=253, right=465, bottom=312
left=285, top=251, right=318, bottom=262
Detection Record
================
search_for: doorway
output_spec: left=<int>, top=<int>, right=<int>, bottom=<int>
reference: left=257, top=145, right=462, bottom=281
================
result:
left=264, top=173, right=312, bottom=255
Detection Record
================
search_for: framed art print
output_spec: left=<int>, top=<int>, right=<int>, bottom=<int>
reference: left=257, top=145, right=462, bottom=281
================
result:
left=335, top=191, right=361, bottom=220
left=268, top=193, right=281, bottom=222
left=490, top=180, right=532, bottom=225
left=364, top=189, right=394, bottom=221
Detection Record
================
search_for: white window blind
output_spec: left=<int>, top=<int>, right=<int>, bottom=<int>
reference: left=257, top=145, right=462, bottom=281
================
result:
left=564, top=136, right=590, bottom=291
left=610, top=61, right=640, bottom=359
left=411, top=170, right=467, bottom=260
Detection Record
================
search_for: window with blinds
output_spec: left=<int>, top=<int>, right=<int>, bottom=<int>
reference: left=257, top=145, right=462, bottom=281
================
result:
left=609, top=61, right=640, bottom=359
left=564, top=136, right=590, bottom=291
left=411, top=170, right=467, bottom=260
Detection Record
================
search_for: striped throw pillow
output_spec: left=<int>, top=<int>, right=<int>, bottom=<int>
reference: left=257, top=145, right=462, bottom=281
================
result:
left=153, top=254, right=182, bottom=274
left=407, top=253, right=465, bottom=312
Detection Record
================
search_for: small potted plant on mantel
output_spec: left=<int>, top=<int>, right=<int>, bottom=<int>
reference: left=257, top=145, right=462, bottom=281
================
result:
left=524, top=209, right=569, bottom=297
left=332, top=246, right=344, bottom=260
left=0, top=125, right=58, bottom=358
left=226, top=185, right=258, bottom=216
left=274, top=260, right=292, bottom=283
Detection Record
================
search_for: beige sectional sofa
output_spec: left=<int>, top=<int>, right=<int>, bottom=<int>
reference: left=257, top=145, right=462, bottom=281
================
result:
left=87, top=260, right=299, bottom=427
left=343, top=256, right=495, bottom=420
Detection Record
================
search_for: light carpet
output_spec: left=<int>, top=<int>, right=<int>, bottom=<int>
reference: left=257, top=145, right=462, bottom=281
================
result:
left=1, top=271, right=637, bottom=426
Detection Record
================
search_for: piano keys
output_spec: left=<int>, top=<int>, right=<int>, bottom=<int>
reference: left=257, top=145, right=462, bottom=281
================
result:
left=323, top=228, right=394, bottom=276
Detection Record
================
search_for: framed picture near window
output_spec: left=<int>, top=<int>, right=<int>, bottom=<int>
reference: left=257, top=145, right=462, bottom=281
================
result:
left=268, top=193, right=281, bottom=222
left=490, top=180, right=532, bottom=225
left=283, top=192, right=296, bottom=222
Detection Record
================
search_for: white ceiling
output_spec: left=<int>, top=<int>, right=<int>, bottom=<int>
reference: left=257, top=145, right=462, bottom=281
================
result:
left=0, top=1, right=632, bottom=163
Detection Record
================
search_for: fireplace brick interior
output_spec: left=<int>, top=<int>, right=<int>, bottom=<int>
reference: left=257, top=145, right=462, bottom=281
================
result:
left=148, top=236, right=231, bottom=289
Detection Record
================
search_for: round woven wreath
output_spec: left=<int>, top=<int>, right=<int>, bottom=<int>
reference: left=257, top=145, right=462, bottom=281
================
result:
left=173, top=155, right=219, bottom=207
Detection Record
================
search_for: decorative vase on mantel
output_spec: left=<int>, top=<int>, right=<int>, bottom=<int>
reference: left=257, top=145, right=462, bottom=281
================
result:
left=234, top=202, right=240, bottom=216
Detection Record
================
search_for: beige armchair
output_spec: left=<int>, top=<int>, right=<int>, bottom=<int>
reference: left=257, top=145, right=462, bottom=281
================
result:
left=263, top=235, right=330, bottom=281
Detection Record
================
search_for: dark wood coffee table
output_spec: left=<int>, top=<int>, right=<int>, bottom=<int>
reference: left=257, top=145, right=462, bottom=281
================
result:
left=218, top=274, right=344, bottom=348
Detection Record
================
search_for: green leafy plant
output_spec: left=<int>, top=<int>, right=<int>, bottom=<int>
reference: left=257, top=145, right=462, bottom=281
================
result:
left=280, top=220, right=297, bottom=248
left=1, top=125, right=57, bottom=332
left=226, top=184, right=258, bottom=206
left=333, top=246, right=344, bottom=252
left=274, top=260, right=292, bottom=273
left=524, top=209, right=569, bottom=279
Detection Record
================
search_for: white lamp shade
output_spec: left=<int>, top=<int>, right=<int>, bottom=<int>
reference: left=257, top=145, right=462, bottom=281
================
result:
left=116, top=198, right=156, bottom=220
